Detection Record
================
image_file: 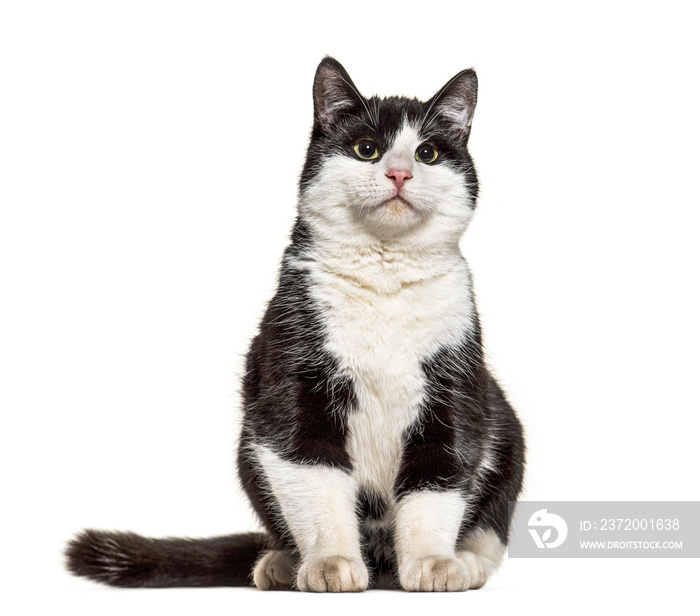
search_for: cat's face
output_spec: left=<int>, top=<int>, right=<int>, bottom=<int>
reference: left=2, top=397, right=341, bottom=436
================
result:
left=299, top=58, right=479, bottom=246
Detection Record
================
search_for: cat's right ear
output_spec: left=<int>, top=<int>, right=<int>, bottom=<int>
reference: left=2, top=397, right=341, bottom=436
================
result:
left=312, top=58, right=365, bottom=134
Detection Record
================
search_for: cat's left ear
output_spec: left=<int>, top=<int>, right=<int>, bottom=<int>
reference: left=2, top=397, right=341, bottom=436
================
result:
left=424, top=69, right=478, bottom=144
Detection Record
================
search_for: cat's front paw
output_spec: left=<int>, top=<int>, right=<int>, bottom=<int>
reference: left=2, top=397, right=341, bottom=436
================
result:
left=296, top=556, right=368, bottom=592
left=399, top=555, right=470, bottom=592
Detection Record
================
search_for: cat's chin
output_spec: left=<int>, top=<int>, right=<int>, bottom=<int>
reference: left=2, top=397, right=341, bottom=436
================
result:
left=380, top=196, right=413, bottom=214
left=355, top=198, right=427, bottom=239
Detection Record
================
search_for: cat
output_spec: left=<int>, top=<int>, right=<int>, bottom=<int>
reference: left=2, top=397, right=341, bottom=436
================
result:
left=66, top=57, right=525, bottom=593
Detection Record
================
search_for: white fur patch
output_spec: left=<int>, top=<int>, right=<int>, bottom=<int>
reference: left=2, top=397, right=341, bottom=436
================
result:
left=254, top=444, right=363, bottom=562
left=297, top=253, right=474, bottom=505
left=394, top=490, right=466, bottom=564
left=299, top=122, right=475, bottom=244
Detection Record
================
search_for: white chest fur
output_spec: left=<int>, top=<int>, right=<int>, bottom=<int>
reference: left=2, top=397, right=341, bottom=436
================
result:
left=300, top=246, right=474, bottom=505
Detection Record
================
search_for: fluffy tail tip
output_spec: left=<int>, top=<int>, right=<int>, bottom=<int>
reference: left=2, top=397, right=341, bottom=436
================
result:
left=65, top=529, right=155, bottom=587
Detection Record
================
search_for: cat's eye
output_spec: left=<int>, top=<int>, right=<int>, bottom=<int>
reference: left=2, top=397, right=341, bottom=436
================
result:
left=353, top=139, right=379, bottom=161
left=415, top=143, right=439, bottom=164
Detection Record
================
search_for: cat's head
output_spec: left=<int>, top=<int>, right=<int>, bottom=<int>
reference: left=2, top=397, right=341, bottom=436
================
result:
left=298, top=57, right=479, bottom=247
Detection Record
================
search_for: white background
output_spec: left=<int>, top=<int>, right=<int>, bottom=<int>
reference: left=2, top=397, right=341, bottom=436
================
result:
left=2, top=1, right=699, bottom=614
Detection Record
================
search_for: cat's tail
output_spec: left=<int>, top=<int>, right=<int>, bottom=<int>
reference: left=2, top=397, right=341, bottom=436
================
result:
left=65, top=529, right=270, bottom=587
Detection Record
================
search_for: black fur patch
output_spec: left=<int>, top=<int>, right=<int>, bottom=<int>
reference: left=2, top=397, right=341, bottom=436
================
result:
left=394, top=325, right=525, bottom=546
left=357, top=487, right=389, bottom=521
left=240, top=233, right=356, bottom=469
left=459, top=374, right=526, bottom=544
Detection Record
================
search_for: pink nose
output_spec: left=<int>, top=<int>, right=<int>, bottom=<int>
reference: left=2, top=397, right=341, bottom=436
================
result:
left=386, top=169, right=413, bottom=192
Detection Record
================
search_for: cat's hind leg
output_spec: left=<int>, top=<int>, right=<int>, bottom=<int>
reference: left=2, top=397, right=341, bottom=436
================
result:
left=253, top=550, right=294, bottom=590
left=456, top=527, right=506, bottom=589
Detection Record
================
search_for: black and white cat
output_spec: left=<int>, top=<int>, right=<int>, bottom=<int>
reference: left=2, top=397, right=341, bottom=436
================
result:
left=67, top=58, right=525, bottom=593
